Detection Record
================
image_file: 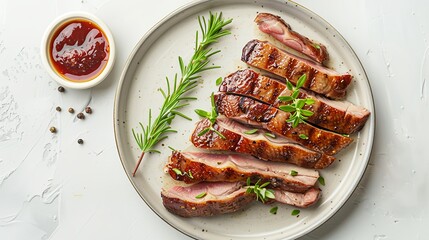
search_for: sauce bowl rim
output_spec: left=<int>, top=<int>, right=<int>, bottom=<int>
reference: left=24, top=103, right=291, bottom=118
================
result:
left=40, top=11, right=116, bottom=89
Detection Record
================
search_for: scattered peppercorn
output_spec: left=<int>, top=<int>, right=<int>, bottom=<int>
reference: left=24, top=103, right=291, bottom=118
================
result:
left=68, top=107, right=74, bottom=113
left=49, top=127, right=57, bottom=133
left=85, top=106, right=92, bottom=114
left=77, top=112, right=85, bottom=119
left=77, top=139, right=84, bottom=144
left=56, top=106, right=61, bottom=112
left=58, top=86, right=65, bottom=92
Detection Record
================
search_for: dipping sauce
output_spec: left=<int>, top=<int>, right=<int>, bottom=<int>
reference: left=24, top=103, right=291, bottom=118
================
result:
left=49, top=18, right=109, bottom=82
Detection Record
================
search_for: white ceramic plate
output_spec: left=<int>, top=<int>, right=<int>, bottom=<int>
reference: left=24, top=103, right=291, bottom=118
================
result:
left=114, top=0, right=375, bottom=239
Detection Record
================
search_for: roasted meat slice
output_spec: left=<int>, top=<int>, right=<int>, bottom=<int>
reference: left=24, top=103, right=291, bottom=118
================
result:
left=214, top=93, right=353, bottom=155
left=273, top=187, right=321, bottom=208
left=191, top=117, right=335, bottom=169
left=242, top=39, right=352, bottom=99
left=166, top=151, right=319, bottom=193
left=162, top=182, right=253, bottom=217
left=255, top=12, right=329, bottom=64
left=161, top=182, right=321, bottom=217
left=219, top=69, right=370, bottom=134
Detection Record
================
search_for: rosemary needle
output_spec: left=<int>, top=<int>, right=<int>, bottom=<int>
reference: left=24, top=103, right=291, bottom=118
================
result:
left=131, top=12, right=232, bottom=176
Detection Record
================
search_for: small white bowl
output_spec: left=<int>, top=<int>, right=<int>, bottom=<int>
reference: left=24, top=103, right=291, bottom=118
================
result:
left=41, top=12, right=116, bottom=89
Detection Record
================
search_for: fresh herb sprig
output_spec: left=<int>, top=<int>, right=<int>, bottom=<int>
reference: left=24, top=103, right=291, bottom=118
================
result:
left=245, top=178, right=275, bottom=203
left=278, top=74, right=315, bottom=127
left=131, top=13, right=232, bottom=176
left=194, top=93, right=226, bottom=139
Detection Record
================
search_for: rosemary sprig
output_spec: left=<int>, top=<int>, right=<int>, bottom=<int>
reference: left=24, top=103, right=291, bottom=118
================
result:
left=131, top=12, right=232, bottom=176
left=194, top=92, right=226, bottom=139
left=245, top=177, right=275, bottom=203
left=278, top=74, right=315, bottom=127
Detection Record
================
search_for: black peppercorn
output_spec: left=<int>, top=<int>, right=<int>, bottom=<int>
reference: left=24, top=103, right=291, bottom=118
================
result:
left=49, top=127, right=56, bottom=133
left=56, top=106, right=61, bottom=112
left=68, top=107, right=74, bottom=113
left=77, top=112, right=85, bottom=119
left=85, top=106, right=92, bottom=114
left=58, top=86, right=65, bottom=92
left=77, top=139, right=84, bottom=144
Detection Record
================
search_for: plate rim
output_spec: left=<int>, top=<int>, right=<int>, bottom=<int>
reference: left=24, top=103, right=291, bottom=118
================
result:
left=113, top=0, right=376, bottom=239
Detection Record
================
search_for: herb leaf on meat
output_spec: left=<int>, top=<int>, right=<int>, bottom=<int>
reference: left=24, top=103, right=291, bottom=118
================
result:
left=194, top=92, right=226, bottom=139
left=245, top=177, right=275, bottom=203
left=278, top=74, right=315, bottom=127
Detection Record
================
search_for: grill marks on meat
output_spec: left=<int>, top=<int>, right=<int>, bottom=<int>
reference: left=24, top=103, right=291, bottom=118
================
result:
left=255, top=13, right=329, bottom=64
left=219, top=69, right=370, bottom=134
left=214, top=93, right=353, bottom=156
left=161, top=182, right=253, bottom=217
left=191, top=117, right=335, bottom=169
left=161, top=182, right=321, bottom=217
left=166, top=151, right=319, bottom=193
left=242, top=39, right=352, bottom=99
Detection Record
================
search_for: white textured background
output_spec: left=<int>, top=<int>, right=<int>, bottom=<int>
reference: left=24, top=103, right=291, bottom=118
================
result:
left=0, top=0, right=427, bottom=239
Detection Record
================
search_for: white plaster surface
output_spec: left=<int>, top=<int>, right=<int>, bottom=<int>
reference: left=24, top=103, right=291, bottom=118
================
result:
left=0, top=0, right=428, bottom=239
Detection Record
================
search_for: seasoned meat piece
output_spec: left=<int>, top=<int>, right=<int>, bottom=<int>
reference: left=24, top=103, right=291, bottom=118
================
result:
left=242, top=39, right=352, bottom=99
left=162, top=182, right=252, bottom=217
left=191, top=117, right=335, bottom=169
left=161, top=182, right=321, bottom=217
left=219, top=69, right=370, bottom=134
left=255, top=12, right=329, bottom=63
left=166, top=151, right=319, bottom=193
left=214, top=93, right=353, bottom=155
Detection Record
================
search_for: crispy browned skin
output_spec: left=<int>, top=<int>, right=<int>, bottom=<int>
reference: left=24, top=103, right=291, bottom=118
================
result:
left=161, top=182, right=321, bottom=217
left=241, top=39, right=352, bottom=99
left=166, top=151, right=319, bottom=193
left=161, top=182, right=253, bottom=217
left=219, top=69, right=370, bottom=134
left=191, top=118, right=335, bottom=169
left=214, top=93, right=353, bottom=156
left=255, top=13, right=329, bottom=63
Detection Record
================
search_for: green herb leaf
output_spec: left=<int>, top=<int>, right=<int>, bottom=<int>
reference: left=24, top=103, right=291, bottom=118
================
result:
left=131, top=12, right=232, bottom=177
left=198, top=127, right=211, bottom=136
left=195, top=109, right=210, bottom=118
left=296, top=74, right=307, bottom=88
left=195, top=192, right=207, bottom=199
left=212, top=127, right=226, bottom=139
left=278, top=95, right=294, bottom=102
left=313, top=43, right=321, bottom=49
left=188, top=170, right=194, bottom=179
left=216, top=77, right=223, bottom=86
left=290, top=170, right=298, bottom=176
left=301, top=109, right=314, bottom=117
left=318, top=176, right=325, bottom=186
left=286, top=80, right=294, bottom=90
left=279, top=105, right=296, bottom=112
left=277, top=74, right=317, bottom=129
left=296, top=99, right=306, bottom=109
left=245, top=178, right=274, bottom=203
left=270, top=206, right=278, bottom=214
left=306, top=98, right=315, bottom=105
left=291, top=209, right=300, bottom=216
left=265, top=189, right=275, bottom=199
left=291, top=90, right=300, bottom=99
left=172, top=168, right=182, bottom=175
left=299, top=134, right=308, bottom=140
left=168, top=146, right=176, bottom=151
left=264, top=132, right=276, bottom=138
left=244, top=129, right=258, bottom=135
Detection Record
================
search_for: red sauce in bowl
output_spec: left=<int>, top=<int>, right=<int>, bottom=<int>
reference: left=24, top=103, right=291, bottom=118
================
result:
left=49, top=19, right=109, bottom=82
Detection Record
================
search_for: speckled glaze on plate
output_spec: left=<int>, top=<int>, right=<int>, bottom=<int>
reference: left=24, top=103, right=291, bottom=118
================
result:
left=113, top=0, right=375, bottom=239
